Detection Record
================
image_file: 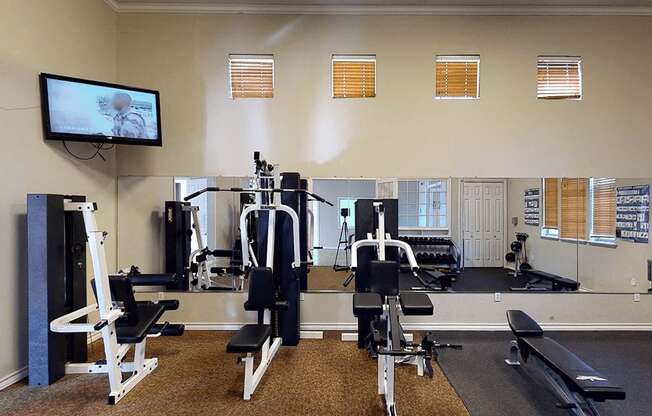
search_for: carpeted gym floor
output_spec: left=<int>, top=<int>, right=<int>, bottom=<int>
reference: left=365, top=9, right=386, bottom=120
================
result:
left=0, top=332, right=469, bottom=416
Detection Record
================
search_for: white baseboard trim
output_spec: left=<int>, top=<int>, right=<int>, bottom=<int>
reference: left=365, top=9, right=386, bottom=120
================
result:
left=0, top=367, right=27, bottom=391
left=181, top=322, right=652, bottom=332
left=300, top=331, right=324, bottom=339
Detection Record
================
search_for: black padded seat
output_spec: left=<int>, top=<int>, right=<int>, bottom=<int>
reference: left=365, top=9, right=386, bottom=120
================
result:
left=506, top=310, right=544, bottom=337
left=521, top=336, right=626, bottom=401
left=116, top=303, right=166, bottom=344
left=399, top=292, right=434, bottom=316
left=353, top=292, right=383, bottom=317
left=227, top=324, right=272, bottom=353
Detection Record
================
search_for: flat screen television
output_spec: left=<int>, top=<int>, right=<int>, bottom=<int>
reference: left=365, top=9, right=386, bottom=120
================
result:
left=40, top=73, right=162, bottom=146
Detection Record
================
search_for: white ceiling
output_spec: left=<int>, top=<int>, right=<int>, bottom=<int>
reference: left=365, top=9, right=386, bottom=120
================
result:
left=108, top=0, right=652, bottom=13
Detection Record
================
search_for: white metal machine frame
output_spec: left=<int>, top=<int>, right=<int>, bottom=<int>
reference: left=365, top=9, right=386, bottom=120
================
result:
left=350, top=202, right=428, bottom=416
left=49, top=201, right=160, bottom=405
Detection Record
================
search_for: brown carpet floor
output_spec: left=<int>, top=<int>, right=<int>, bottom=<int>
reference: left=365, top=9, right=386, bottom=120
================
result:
left=308, top=267, right=353, bottom=291
left=1, top=332, right=468, bottom=416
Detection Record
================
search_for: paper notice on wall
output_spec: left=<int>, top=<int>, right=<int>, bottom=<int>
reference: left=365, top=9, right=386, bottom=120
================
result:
left=524, top=188, right=540, bottom=226
left=616, top=184, right=650, bottom=243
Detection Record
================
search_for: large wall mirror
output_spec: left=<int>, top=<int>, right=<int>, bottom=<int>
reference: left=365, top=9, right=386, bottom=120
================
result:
left=116, top=176, right=650, bottom=295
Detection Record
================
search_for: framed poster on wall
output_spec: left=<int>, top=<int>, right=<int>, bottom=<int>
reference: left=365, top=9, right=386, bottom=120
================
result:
left=616, top=184, right=650, bottom=243
left=524, top=188, right=540, bottom=226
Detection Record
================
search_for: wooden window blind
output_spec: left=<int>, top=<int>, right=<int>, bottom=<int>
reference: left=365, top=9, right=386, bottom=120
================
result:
left=332, top=55, right=376, bottom=98
left=560, top=178, right=588, bottom=240
left=435, top=55, right=480, bottom=99
left=229, top=54, right=274, bottom=99
left=543, top=178, right=559, bottom=229
left=591, top=178, right=616, bottom=237
left=537, top=56, right=582, bottom=100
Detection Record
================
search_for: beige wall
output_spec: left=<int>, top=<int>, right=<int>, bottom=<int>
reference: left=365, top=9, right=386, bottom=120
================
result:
left=117, top=14, right=652, bottom=178
left=0, top=0, right=117, bottom=383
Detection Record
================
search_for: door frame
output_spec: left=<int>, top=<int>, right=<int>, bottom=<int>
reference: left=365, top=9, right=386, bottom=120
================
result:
left=458, top=178, right=508, bottom=269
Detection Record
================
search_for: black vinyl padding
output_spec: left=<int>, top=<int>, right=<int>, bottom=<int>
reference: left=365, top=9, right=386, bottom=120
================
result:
left=227, top=324, right=272, bottom=353
left=353, top=293, right=383, bottom=316
left=398, top=292, right=434, bottom=316
left=369, top=260, right=399, bottom=297
left=116, top=303, right=166, bottom=344
left=244, top=267, right=276, bottom=311
left=524, top=269, right=580, bottom=290
left=506, top=310, right=544, bottom=337
left=508, top=310, right=625, bottom=401
left=124, top=273, right=179, bottom=287
left=522, top=336, right=626, bottom=401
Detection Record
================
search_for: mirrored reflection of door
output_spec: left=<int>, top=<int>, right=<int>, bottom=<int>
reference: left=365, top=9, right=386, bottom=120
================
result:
left=484, top=183, right=504, bottom=267
left=462, top=181, right=504, bottom=268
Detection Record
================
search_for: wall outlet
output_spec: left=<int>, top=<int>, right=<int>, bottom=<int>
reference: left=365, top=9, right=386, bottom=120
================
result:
left=494, top=292, right=502, bottom=302
left=631, top=278, right=638, bottom=287
left=634, top=293, right=641, bottom=302
left=300, top=292, right=305, bottom=301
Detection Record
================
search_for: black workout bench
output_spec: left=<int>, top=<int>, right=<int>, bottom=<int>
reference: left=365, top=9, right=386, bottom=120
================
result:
left=506, top=310, right=625, bottom=415
left=226, top=267, right=286, bottom=400
left=512, top=269, right=580, bottom=291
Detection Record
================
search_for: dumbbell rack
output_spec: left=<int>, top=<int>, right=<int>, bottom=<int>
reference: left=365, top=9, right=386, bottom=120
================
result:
left=398, top=236, right=461, bottom=273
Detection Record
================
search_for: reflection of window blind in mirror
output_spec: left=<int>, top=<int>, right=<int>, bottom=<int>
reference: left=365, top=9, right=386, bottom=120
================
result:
left=229, top=54, right=274, bottom=98
left=376, top=179, right=396, bottom=198
left=397, top=179, right=448, bottom=229
left=332, top=55, right=376, bottom=98
left=435, top=55, right=480, bottom=99
left=591, top=178, right=616, bottom=237
left=543, top=178, right=559, bottom=229
left=537, top=56, right=582, bottom=100
left=561, top=178, right=587, bottom=239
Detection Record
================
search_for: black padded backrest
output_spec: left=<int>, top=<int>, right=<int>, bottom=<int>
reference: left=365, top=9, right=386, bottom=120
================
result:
left=246, top=267, right=275, bottom=310
left=506, top=310, right=544, bottom=337
left=91, top=277, right=139, bottom=326
left=369, top=260, right=399, bottom=297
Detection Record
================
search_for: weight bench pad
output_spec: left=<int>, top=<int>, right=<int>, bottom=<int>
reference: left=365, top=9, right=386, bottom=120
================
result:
left=522, top=336, right=626, bottom=401
left=116, top=303, right=166, bottom=344
left=506, top=310, right=544, bottom=337
left=353, top=293, right=383, bottom=317
left=399, top=292, right=434, bottom=316
left=227, top=324, right=272, bottom=353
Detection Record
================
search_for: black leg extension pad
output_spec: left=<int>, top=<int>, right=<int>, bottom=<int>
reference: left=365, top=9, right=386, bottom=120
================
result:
left=399, top=292, right=434, bottom=316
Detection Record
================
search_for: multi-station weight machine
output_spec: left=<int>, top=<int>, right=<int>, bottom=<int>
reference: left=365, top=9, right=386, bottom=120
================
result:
left=183, top=152, right=332, bottom=399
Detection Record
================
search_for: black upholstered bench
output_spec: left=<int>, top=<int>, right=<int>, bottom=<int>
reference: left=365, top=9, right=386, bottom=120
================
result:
left=227, top=267, right=282, bottom=400
left=506, top=310, right=625, bottom=413
left=518, top=269, right=580, bottom=291
left=399, top=292, right=434, bottom=316
left=227, top=325, right=272, bottom=353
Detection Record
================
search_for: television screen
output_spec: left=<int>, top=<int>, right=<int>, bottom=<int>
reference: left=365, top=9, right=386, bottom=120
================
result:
left=40, top=73, right=162, bottom=146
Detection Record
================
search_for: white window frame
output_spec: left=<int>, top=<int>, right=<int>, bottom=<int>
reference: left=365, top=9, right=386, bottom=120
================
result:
left=588, top=177, right=617, bottom=246
left=540, top=178, right=559, bottom=239
left=394, top=178, right=451, bottom=231
left=228, top=54, right=275, bottom=99
left=537, top=56, right=582, bottom=100
left=434, top=55, right=481, bottom=100
left=331, top=54, right=377, bottom=99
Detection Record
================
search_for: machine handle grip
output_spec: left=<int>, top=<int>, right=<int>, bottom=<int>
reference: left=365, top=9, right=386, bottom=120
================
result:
left=94, top=320, right=108, bottom=331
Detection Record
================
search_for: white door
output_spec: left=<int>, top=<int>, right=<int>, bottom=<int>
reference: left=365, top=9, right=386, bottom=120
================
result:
left=462, top=182, right=505, bottom=268
left=462, top=183, right=484, bottom=267
left=483, top=183, right=504, bottom=267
